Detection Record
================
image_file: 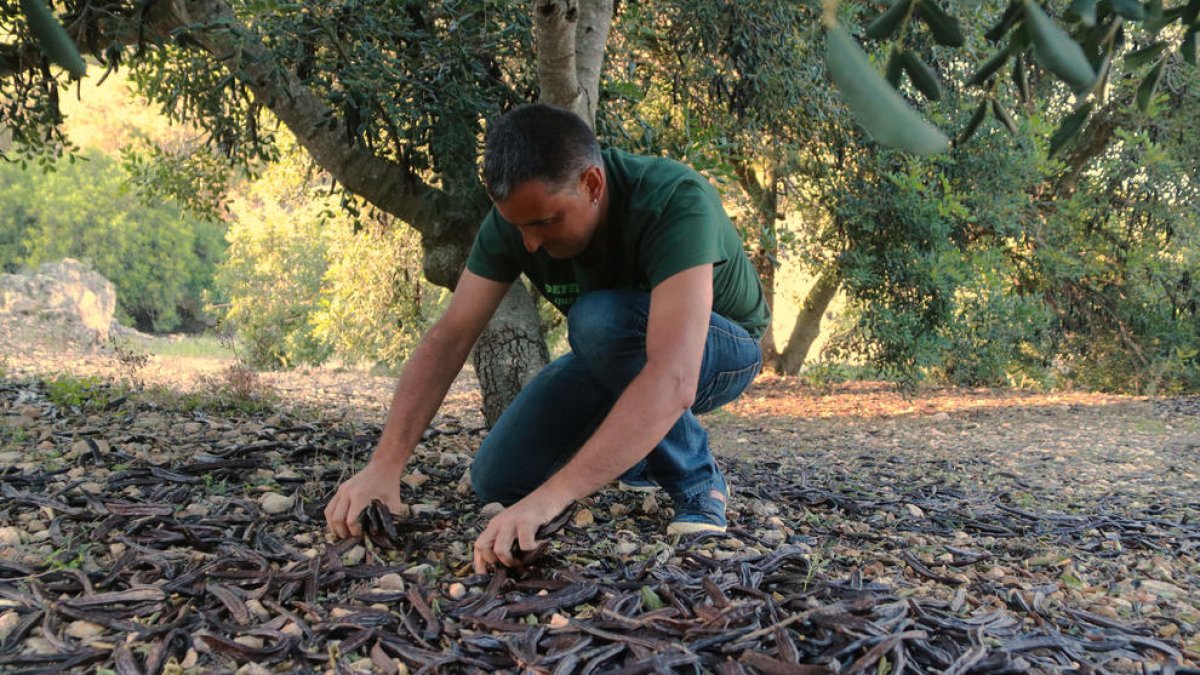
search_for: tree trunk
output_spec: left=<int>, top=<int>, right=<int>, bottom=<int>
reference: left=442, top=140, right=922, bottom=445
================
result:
left=472, top=284, right=552, bottom=426
left=733, top=159, right=782, bottom=366
left=778, top=269, right=839, bottom=374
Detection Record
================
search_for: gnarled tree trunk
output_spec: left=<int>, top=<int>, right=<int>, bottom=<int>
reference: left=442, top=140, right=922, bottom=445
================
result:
left=777, top=268, right=839, bottom=374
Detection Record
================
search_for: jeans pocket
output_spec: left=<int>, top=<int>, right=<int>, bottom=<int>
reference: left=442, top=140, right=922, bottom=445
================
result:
left=694, top=361, right=761, bottom=414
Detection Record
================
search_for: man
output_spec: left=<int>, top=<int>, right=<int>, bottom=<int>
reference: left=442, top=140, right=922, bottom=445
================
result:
left=325, top=104, right=769, bottom=573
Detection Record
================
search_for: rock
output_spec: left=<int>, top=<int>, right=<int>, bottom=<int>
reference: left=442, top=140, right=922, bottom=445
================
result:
left=640, top=494, right=659, bottom=515
left=179, top=648, right=200, bottom=669
left=401, top=471, right=429, bottom=489
left=281, top=622, right=304, bottom=638
left=480, top=502, right=505, bottom=518
left=233, top=636, right=264, bottom=650
left=376, top=573, right=406, bottom=591
left=404, top=564, right=434, bottom=580
left=65, top=620, right=105, bottom=640
left=235, top=661, right=271, bottom=675
left=0, top=452, right=22, bottom=466
left=0, top=527, right=22, bottom=547
left=184, top=503, right=210, bottom=518
left=1159, top=622, right=1179, bottom=638
left=342, top=545, right=366, bottom=566
left=573, top=509, right=595, bottom=527
left=24, top=637, right=57, bottom=655
left=246, top=599, right=270, bottom=622
left=0, top=259, right=118, bottom=346
left=0, top=611, right=20, bottom=640
left=609, top=503, right=630, bottom=518
left=259, top=492, right=294, bottom=515
left=25, top=520, right=45, bottom=534
left=614, top=541, right=638, bottom=556
left=905, top=504, right=925, bottom=518
left=447, top=583, right=467, bottom=600
left=548, top=613, right=570, bottom=629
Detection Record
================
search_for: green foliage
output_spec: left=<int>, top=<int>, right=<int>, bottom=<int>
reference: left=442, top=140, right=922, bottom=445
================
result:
left=44, top=374, right=126, bottom=411
left=0, top=150, right=226, bottom=331
left=214, top=141, right=438, bottom=370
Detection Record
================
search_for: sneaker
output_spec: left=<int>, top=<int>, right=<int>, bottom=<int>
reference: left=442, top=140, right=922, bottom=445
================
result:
left=616, top=463, right=659, bottom=493
left=667, top=471, right=728, bottom=535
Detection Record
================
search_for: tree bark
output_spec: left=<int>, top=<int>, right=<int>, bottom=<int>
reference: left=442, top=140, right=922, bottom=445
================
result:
left=533, top=0, right=612, bottom=125
left=778, top=269, right=839, bottom=375
left=472, top=284, right=552, bottom=426
left=733, top=158, right=781, bottom=365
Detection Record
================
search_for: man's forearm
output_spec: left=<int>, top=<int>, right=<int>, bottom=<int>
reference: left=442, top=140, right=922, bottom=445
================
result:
left=539, top=363, right=693, bottom=506
left=371, top=324, right=475, bottom=469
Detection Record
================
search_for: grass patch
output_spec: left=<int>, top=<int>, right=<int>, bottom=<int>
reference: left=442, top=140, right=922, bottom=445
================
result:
left=136, top=334, right=235, bottom=360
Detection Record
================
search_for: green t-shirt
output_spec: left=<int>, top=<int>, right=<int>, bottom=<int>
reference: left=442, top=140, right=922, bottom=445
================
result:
left=467, top=148, right=770, bottom=339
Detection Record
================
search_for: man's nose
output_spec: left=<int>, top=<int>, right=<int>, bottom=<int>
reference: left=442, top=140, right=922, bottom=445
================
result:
left=521, top=230, right=541, bottom=253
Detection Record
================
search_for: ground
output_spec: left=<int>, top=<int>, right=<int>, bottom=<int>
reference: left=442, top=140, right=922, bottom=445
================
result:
left=1, top=332, right=1197, bottom=673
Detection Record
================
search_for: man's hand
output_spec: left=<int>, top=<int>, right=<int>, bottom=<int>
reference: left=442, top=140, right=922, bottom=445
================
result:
left=472, top=491, right=569, bottom=573
left=324, top=463, right=407, bottom=539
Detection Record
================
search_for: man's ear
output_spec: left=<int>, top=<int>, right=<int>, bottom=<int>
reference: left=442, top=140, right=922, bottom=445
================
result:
left=580, top=165, right=604, bottom=202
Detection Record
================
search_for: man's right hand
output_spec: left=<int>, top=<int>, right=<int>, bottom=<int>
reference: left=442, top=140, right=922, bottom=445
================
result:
left=324, top=462, right=407, bottom=539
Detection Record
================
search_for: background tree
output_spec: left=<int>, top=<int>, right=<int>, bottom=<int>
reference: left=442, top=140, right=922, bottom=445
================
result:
left=1, top=0, right=617, bottom=424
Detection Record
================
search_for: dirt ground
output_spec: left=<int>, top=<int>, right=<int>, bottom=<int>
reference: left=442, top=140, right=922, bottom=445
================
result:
left=2, top=332, right=1199, bottom=672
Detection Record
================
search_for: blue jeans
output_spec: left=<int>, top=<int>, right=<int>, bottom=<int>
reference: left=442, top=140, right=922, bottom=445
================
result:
left=471, top=289, right=762, bottom=506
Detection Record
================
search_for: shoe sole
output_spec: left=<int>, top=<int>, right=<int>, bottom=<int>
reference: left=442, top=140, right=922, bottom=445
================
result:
left=617, top=481, right=659, bottom=493
left=667, top=521, right=727, bottom=536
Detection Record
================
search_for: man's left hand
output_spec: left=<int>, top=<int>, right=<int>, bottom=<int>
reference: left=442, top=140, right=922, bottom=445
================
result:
left=473, top=492, right=567, bottom=573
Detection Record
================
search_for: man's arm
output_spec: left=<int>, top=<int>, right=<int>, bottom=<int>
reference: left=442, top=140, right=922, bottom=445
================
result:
left=474, top=264, right=713, bottom=570
left=325, top=271, right=511, bottom=539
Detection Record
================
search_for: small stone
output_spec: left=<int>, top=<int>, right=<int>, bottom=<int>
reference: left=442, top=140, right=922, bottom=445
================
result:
left=182, top=422, right=205, bottom=434
left=233, top=635, right=264, bottom=650
left=259, top=492, right=294, bottom=515
left=342, top=545, right=366, bottom=566
left=0, top=611, right=20, bottom=640
left=66, top=620, right=105, bottom=640
left=330, top=607, right=353, bottom=620
left=0, top=451, right=23, bottom=465
left=377, top=573, right=406, bottom=591
left=640, top=494, right=659, bottom=515
left=411, top=504, right=438, bottom=517
left=573, top=509, right=595, bottom=527
left=184, top=503, right=210, bottom=517
left=24, top=637, right=57, bottom=654
left=281, top=622, right=304, bottom=638
left=235, top=661, right=271, bottom=675
left=447, top=583, right=467, bottom=600
left=456, top=470, right=473, bottom=495
left=401, top=471, right=429, bottom=489
left=1159, top=622, right=1179, bottom=638
left=614, top=541, right=638, bottom=556
left=480, top=502, right=505, bottom=518
left=30, top=530, right=50, bottom=542
left=610, top=503, right=630, bottom=518
left=548, top=613, right=570, bottom=629
left=0, top=527, right=22, bottom=547
left=179, top=648, right=199, bottom=669
left=109, top=542, right=127, bottom=557
left=932, top=412, right=950, bottom=421
left=67, top=440, right=90, bottom=459
left=25, top=520, right=46, bottom=534
left=246, top=599, right=270, bottom=622
left=905, top=504, right=925, bottom=518
left=293, top=533, right=313, bottom=545
left=404, top=563, right=434, bottom=580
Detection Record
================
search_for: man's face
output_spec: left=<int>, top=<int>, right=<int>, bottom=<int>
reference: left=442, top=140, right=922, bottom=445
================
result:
left=493, top=170, right=602, bottom=259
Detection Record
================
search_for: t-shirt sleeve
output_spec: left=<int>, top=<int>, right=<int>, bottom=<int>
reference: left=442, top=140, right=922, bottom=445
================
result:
left=466, top=210, right=522, bottom=283
left=641, top=179, right=728, bottom=288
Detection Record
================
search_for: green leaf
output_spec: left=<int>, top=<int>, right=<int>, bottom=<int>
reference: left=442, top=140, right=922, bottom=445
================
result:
left=1135, top=58, right=1164, bottom=111
left=1067, top=0, right=1098, bottom=26
left=991, top=99, right=1019, bottom=134
left=968, top=48, right=1012, bottom=87
left=1124, top=42, right=1168, bottom=69
left=19, top=0, right=87, bottom=78
left=1012, top=53, right=1030, bottom=101
left=640, top=586, right=665, bottom=610
left=1048, top=102, right=1093, bottom=157
left=1110, top=0, right=1146, bottom=20
left=867, top=0, right=914, bottom=40
left=985, top=1, right=1024, bottom=42
left=825, top=25, right=949, bottom=155
left=956, top=101, right=989, bottom=146
left=1023, top=0, right=1098, bottom=94
left=917, top=0, right=965, bottom=47
left=900, top=51, right=943, bottom=100
left=885, top=48, right=905, bottom=87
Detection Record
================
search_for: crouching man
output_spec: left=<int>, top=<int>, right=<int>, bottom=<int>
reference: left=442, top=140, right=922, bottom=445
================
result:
left=325, top=103, right=769, bottom=573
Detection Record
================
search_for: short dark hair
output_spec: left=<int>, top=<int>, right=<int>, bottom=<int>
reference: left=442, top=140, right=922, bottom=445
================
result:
left=483, top=104, right=602, bottom=201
